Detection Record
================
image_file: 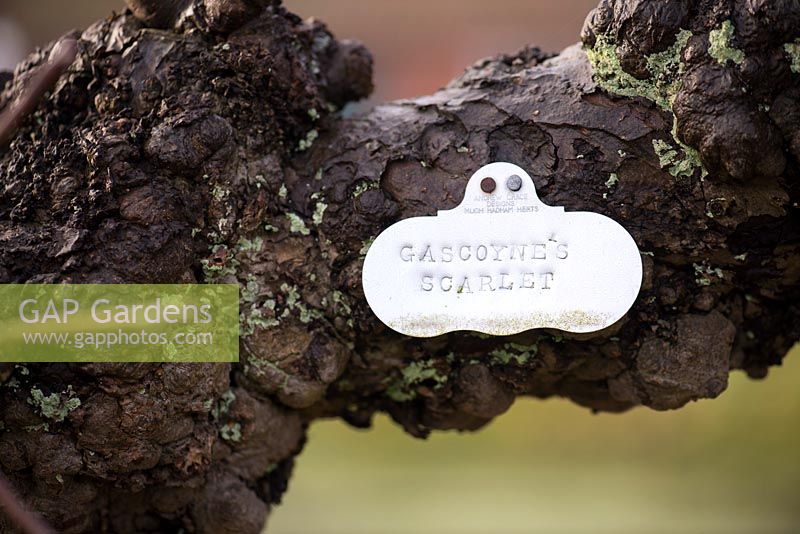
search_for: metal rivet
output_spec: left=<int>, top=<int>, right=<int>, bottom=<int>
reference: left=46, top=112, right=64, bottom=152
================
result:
left=507, top=174, right=523, bottom=192
left=480, top=177, right=496, bottom=193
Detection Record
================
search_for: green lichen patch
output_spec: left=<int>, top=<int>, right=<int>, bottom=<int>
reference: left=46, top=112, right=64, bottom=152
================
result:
left=211, top=184, right=230, bottom=201
left=586, top=29, right=710, bottom=178
left=652, top=137, right=706, bottom=179
left=210, top=389, right=236, bottom=420
left=240, top=302, right=280, bottom=336
left=220, top=422, right=242, bottom=443
left=359, top=237, right=375, bottom=256
left=237, top=236, right=263, bottom=253
left=4, top=377, right=20, bottom=390
left=331, top=290, right=352, bottom=316
left=385, top=382, right=416, bottom=402
left=279, top=283, right=323, bottom=324
left=653, top=139, right=694, bottom=177
left=705, top=197, right=728, bottom=219
left=298, top=306, right=323, bottom=324
left=785, top=40, right=800, bottom=74
left=693, top=262, right=725, bottom=287
left=489, top=342, right=539, bottom=366
left=403, top=360, right=447, bottom=385
left=386, top=359, right=448, bottom=402
left=709, top=20, right=744, bottom=66
left=241, top=276, right=260, bottom=303
left=286, top=213, right=310, bottom=235
left=605, top=173, right=619, bottom=189
left=311, top=194, right=327, bottom=226
left=240, top=285, right=279, bottom=336
left=201, top=244, right=239, bottom=282
left=353, top=180, right=378, bottom=198
left=281, top=283, right=300, bottom=310
left=297, top=129, right=319, bottom=152
left=585, top=29, right=691, bottom=112
left=28, top=386, right=81, bottom=423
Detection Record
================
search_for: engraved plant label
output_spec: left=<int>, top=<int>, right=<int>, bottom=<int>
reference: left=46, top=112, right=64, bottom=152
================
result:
left=362, top=162, right=643, bottom=337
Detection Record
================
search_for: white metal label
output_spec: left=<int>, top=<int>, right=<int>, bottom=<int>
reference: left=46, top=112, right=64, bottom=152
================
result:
left=362, top=162, right=643, bottom=337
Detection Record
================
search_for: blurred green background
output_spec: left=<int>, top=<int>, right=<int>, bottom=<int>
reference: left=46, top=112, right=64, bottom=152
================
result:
left=271, top=345, right=800, bottom=533
left=3, top=3, right=798, bottom=533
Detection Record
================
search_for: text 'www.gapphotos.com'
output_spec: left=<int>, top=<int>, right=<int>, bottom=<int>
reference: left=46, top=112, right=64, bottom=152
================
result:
left=21, top=330, right=215, bottom=350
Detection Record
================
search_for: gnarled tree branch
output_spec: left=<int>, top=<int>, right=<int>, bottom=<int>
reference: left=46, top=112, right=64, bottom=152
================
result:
left=0, top=0, right=797, bottom=532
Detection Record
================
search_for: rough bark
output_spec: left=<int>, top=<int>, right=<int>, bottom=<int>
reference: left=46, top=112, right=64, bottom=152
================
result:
left=0, top=0, right=798, bottom=532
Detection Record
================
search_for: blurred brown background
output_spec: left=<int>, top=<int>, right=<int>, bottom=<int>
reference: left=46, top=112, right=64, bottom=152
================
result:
left=1, top=3, right=798, bottom=533
left=0, top=0, right=597, bottom=103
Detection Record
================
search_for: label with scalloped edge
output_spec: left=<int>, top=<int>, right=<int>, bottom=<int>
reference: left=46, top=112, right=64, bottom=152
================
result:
left=362, top=162, right=643, bottom=338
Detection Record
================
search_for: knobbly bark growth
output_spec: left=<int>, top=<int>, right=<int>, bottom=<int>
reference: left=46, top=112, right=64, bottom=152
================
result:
left=0, top=0, right=798, bottom=531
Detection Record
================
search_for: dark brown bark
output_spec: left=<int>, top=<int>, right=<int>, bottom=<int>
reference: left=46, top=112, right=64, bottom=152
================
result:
left=0, top=0, right=798, bottom=532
